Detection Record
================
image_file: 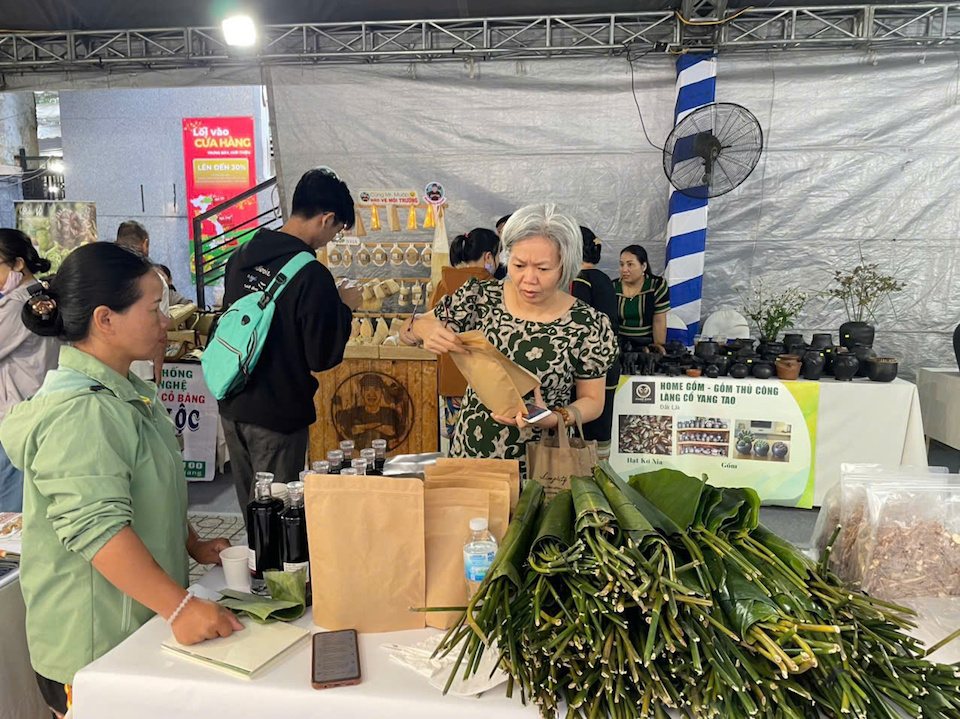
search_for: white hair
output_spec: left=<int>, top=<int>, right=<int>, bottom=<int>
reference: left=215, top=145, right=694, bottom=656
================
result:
left=501, top=204, right=583, bottom=289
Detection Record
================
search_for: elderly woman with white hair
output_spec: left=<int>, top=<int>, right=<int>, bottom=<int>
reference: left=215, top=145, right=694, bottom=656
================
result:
left=406, top=204, right=618, bottom=465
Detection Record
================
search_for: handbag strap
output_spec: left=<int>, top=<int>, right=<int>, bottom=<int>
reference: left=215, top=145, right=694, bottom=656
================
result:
left=568, top=405, right=587, bottom=440
left=550, top=412, right=571, bottom=449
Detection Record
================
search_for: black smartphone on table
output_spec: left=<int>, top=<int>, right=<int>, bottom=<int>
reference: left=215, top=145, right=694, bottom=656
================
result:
left=312, top=629, right=361, bottom=690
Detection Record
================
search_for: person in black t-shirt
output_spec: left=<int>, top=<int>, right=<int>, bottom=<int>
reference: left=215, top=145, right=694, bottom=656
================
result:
left=569, top=226, right=620, bottom=459
left=219, top=170, right=362, bottom=517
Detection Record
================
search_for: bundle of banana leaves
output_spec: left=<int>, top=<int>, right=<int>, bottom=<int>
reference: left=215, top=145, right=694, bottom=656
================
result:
left=433, top=463, right=960, bottom=719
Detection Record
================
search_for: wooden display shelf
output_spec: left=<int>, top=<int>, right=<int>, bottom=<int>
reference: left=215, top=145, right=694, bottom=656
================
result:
left=311, top=355, right=439, bottom=464
left=343, top=345, right=435, bottom=360
left=678, top=441, right=730, bottom=447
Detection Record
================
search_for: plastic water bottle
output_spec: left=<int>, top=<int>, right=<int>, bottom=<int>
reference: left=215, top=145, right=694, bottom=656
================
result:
left=463, top=518, right=498, bottom=599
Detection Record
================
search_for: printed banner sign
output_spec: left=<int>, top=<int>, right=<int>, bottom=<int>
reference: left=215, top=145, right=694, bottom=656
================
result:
left=159, top=364, right=219, bottom=482
left=356, top=189, right=419, bottom=205
left=610, top=376, right=820, bottom=508
left=15, top=201, right=98, bottom=274
left=182, top=117, right=258, bottom=283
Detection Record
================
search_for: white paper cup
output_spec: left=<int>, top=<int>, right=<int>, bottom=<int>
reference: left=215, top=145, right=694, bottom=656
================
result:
left=220, top=545, right=251, bottom=593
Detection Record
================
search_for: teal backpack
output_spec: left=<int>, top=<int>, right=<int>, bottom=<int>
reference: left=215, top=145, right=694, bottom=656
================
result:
left=202, top=252, right=315, bottom=400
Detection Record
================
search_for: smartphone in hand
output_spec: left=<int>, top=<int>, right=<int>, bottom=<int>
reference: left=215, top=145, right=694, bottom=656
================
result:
left=523, top=404, right=553, bottom=424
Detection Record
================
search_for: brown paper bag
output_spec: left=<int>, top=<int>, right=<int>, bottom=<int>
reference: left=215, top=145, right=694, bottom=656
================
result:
left=450, top=331, right=540, bottom=417
left=434, top=457, right=520, bottom=512
left=526, top=410, right=598, bottom=500
left=424, top=475, right=510, bottom=543
left=305, top=474, right=426, bottom=633
left=424, top=486, right=489, bottom=629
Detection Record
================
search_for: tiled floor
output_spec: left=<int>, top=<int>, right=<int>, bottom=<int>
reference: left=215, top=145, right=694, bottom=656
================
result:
left=188, top=511, right=246, bottom=584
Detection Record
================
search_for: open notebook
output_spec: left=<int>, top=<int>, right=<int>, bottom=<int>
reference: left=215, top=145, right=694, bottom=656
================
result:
left=162, top=617, right=310, bottom=680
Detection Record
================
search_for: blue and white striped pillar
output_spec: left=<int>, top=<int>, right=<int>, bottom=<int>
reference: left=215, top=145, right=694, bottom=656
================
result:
left=664, top=53, right=716, bottom=346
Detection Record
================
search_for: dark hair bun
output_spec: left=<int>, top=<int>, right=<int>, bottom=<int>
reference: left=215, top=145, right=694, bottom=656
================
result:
left=21, top=289, right=64, bottom=338
left=33, top=256, right=52, bottom=274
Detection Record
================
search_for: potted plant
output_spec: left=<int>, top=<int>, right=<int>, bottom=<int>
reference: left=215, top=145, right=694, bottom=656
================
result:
left=740, top=278, right=807, bottom=345
left=772, top=441, right=789, bottom=459
left=753, top=439, right=770, bottom=458
left=827, top=255, right=906, bottom=350
left=735, top=430, right=754, bottom=456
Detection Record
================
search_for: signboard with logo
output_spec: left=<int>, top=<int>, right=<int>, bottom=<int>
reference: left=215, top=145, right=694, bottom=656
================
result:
left=610, top=376, right=820, bottom=508
left=355, top=189, right=419, bottom=205
left=159, top=363, right=219, bottom=482
left=182, top=117, right=258, bottom=282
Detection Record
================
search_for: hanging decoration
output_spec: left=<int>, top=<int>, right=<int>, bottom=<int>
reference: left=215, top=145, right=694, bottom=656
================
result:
left=370, top=205, right=382, bottom=231
left=354, top=210, right=367, bottom=238
left=406, top=207, right=418, bottom=230
left=423, top=205, right=435, bottom=229
left=388, top=206, right=401, bottom=232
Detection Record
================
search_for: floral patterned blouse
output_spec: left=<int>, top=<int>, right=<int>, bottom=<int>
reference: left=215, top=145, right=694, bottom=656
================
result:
left=434, top=279, right=618, bottom=469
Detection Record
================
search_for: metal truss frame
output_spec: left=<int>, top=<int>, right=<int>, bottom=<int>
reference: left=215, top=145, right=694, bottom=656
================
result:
left=2, top=5, right=960, bottom=74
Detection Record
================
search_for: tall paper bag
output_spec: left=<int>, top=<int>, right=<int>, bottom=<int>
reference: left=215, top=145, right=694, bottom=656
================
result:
left=450, top=331, right=540, bottom=418
left=305, top=475, right=425, bottom=632
left=434, top=457, right=520, bottom=512
left=424, top=486, right=489, bottom=629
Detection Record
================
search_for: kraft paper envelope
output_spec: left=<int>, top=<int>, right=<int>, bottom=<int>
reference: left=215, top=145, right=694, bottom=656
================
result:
left=450, top=331, right=540, bottom=418
left=305, top=474, right=425, bottom=633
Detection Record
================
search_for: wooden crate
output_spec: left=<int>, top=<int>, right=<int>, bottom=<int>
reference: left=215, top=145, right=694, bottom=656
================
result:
left=311, top=357, right=438, bottom=463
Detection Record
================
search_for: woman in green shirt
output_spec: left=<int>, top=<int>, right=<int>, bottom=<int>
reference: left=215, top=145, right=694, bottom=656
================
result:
left=1, top=243, right=241, bottom=717
left=613, top=244, right=670, bottom=353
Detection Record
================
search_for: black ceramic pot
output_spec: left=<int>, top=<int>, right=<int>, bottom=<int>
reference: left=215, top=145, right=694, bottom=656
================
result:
left=771, top=441, right=789, bottom=459
left=729, top=363, right=749, bottom=379
left=753, top=362, right=775, bottom=380
left=866, top=357, right=899, bottom=382
left=663, top=340, right=687, bottom=355
left=704, top=364, right=720, bottom=379
left=840, top=321, right=875, bottom=350
left=811, top=333, right=833, bottom=350
left=713, top=355, right=732, bottom=376
left=822, top=346, right=840, bottom=376
left=801, top=350, right=826, bottom=381
left=695, top=341, right=720, bottom=361
left=783, top=333, right=805, bottom=354
left=833, top=353, right=859, bottom=381
left=736, top=440, right=752, bottom=455
left=853, top=344, right=877, bottom=377
left=754, top=441, right=770, bottom=458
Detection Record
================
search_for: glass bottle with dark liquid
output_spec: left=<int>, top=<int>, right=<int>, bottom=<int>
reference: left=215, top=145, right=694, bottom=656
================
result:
left=247, top=472, right=284, bottom=596
left=372, top=439, right=387, bottom=474
left=281, top=481, right=312, bottom=606
left=326, top=450, right=343, bottom=475
left=360, top=448, right=378, bottom=476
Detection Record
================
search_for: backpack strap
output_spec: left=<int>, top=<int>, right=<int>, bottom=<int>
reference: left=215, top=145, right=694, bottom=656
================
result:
left=257, top=252, right=316, bottom=310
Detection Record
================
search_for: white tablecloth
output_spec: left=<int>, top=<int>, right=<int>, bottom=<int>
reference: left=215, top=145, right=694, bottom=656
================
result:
left=0, top=571, right=49, bottom=719
left=813, top=377, right=927, bottom=504
left=916, top=368, right=960, bottom=451
left=72, top=568, right=535, bottom=719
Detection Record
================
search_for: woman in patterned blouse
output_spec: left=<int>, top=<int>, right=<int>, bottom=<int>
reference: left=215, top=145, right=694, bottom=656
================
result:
left=406, top=205, right=618, bottom=466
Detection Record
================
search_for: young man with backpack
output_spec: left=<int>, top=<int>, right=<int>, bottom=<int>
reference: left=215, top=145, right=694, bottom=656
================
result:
left=216, top=170, right=362, bottom=515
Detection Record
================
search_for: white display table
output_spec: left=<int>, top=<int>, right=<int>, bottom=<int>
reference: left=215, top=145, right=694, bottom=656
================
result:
left=0, top=571, right=49, bottom=719
left=916, top=368, right=960, bottom=451
left=72, top=568, right=533, bottom=719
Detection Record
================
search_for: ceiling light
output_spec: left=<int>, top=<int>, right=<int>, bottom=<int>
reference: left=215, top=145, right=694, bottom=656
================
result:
left=222, top=15, right=257, bottom=47
left=48, top=158, right=64, bottom=174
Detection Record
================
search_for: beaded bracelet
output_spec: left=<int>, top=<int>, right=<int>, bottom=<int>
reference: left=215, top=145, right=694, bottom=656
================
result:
left=167, top=591, right=193, bottom=627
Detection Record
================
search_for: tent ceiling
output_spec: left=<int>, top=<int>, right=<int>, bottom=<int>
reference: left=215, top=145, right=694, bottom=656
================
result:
left=3, top=0, right=936, bottom=32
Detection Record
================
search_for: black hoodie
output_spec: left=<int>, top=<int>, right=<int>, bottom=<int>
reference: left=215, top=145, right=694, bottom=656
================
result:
left=218, top=228, right=352, bottom=433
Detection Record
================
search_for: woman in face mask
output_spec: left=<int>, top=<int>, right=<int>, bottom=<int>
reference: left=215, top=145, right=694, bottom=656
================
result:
left=0, top=229, right=60, bottom=511
left=420, top=227, right=501, bottom=439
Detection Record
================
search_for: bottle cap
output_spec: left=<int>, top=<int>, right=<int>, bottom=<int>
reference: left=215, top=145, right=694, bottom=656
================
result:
left=469, top=517, right=488, bottom=532
left=327, top=450, right=344, bottom=461
left=340, top=440, right=355, bottom=450
left=340, top=468, right=358, bottom=475
left=286, top=481, right=305, bottom=502
left=255, top=471, right=274, bottom=486
left=312, top=460, right=330, bottom=473
left=360, top=448, right=376, bottom=460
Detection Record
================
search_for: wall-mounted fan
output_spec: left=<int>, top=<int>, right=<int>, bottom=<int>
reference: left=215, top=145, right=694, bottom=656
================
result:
left=663, top=103, right=763, bottom=199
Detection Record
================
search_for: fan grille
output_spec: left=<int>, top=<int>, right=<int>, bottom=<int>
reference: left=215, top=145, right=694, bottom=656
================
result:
left=662, top=103, right=763, bottom=199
